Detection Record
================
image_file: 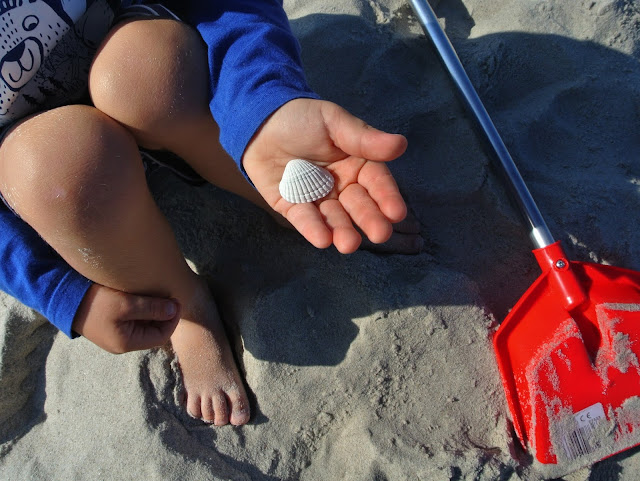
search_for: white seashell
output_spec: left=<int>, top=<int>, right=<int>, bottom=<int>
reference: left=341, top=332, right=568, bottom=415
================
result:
left=279, top=158, right=335, bottom=204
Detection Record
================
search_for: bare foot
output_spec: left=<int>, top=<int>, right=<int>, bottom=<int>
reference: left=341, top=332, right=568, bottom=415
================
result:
left=169, top=278, right=250, bottom=426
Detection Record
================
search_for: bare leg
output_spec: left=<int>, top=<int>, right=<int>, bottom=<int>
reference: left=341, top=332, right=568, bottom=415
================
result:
left=84, top=19, right=257, bottom=424
left=89, top=19, right=267, bottom=209
left=0, top=105, right=249, bottom=425
left=90, top=19, right=422, bottom=254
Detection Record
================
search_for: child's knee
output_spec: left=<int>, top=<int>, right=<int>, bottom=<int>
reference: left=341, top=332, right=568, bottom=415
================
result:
left=89, top=19, right=209, bottom=148
left=0, top=105, right=143, bottom=230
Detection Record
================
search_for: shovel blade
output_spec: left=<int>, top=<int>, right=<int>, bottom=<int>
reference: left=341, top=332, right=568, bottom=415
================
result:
left=494, top=256, right=640, bottom=468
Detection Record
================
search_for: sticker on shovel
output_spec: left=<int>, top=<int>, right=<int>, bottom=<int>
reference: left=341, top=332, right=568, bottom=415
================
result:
left=557, top=403, right=606, bottom=461
left=517, top=297, right=640, bottom=473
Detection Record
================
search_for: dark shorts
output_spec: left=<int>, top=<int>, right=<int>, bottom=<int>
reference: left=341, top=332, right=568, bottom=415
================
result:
left=0, top=3, right=205, bottom=217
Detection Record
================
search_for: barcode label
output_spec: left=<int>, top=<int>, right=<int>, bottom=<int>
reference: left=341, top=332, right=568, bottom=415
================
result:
left=560, top=403, right=606, bottom=460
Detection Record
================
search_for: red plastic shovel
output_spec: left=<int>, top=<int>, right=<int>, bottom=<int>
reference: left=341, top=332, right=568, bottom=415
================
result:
left=409, top=0, right=640, bottom=470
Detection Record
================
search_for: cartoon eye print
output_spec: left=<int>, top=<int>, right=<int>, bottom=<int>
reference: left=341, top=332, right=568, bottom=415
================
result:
left=22, top=15, right=39, bottom=32
left=0, top=0, right=94, bottom=118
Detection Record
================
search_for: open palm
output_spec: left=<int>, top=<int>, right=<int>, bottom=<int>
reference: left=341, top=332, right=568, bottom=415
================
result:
left=242, top=99, right=408, bottom=254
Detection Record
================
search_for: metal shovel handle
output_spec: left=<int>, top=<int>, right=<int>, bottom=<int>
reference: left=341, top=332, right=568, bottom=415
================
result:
left=409, top=0, right=555, bottom=249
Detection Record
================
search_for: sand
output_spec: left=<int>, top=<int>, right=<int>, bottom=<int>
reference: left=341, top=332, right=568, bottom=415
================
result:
left=1, top=0, right=640, bottom=479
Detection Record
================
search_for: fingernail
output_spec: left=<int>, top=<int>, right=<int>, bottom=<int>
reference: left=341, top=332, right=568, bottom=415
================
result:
left=165, top=301, right=177, bottom=317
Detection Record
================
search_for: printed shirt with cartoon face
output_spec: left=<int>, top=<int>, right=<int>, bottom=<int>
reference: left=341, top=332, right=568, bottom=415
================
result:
left=0, top=0, right=121, bottom=128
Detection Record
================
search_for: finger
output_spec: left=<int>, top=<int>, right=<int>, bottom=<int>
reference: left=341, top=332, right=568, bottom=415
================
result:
left=122, top=317, right=180, bottom=351
left=392, top=214, right=421, bottom=234
left=360, top=231, right=424, bottom=254
left=123, top=296, right=180, bottom=322
left=282, top=202, right=332, bottom=249
left=317, top=199, right=361, bottom=254
left=357, top=161, right=407, bottom=223
left=339, top=183, right=393, bottom=244
left=322, top=103, right=408, bottom=161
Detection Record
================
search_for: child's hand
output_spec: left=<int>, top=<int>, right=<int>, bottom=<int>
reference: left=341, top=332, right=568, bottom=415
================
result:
left=243, top=99, right=408, bottom=254
left=72, top=283, right=180, bottom=354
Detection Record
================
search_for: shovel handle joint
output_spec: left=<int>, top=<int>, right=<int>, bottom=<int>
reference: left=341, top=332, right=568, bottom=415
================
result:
left=533, top=241, right=587, bottom=311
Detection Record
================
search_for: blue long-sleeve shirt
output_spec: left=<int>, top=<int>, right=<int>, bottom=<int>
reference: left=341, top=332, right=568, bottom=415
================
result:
left=179, top=0, right=320, bottom=170
left=0, top=0, right=318, bottom=336
left=0, top=205, right=92, bottom=337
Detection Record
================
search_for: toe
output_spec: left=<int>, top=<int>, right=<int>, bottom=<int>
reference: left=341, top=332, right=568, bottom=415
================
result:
left=201, top=396, right=217, bottom=424
left=212, top=392, right=230, bottom=426
left=186, top=394, right=203, bottom=420
left=228, top=389, right=251, bottom=426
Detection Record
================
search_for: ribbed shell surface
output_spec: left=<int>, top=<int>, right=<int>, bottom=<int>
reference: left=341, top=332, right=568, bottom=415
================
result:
left=278, top=158, right=335, bottom=203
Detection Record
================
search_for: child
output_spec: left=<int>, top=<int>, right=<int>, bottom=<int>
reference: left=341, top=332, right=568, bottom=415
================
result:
left=0, top=0, right=410, bottom=426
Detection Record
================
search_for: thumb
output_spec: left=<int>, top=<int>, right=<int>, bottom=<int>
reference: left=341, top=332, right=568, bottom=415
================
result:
left=123, top=317, right=180, bottom=351
left=118, top=297, right=181, bottom=351
left=119, top=296, right=181, bottom=351
left=323, top=103, right=408, bottom=161
left=123, top=296, right=180, bottom=322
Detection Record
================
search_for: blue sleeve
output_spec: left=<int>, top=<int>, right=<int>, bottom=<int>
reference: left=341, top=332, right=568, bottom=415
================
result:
left=0, top=205, right=92, bottom=338
left=182, top=0, right=320, bottom=175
